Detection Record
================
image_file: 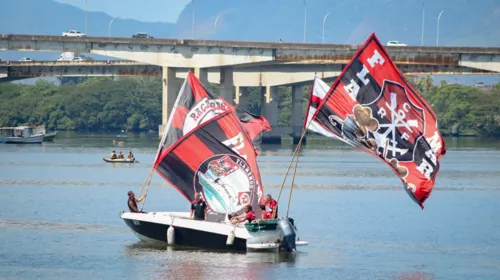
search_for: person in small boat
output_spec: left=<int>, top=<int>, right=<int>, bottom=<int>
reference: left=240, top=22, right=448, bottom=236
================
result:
left=230, top=205, right=256, bottom=224
left=190, top=192, right=208, bottom=221
left=127, top=151, right=134, bottom=159
left=260, top=194, right=278, bottom=220
left=118, top=151, right=124, bottom=159
left=127, top=191, right=147, bottom=213
left=110, top=150, right=117, bottom=159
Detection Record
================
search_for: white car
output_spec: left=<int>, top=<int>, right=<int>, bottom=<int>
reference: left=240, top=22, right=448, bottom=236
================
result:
left=72, top=57, right=85, bottom=62
left=62, top=30, right=86, bottom=37
left=387, top=41, right=407, bottom=46
left=19, top=57, right=33, bottom=62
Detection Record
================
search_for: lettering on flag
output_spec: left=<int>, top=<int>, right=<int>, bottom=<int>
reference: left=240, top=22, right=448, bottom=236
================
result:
left=308, top=33, right=446, bottom=208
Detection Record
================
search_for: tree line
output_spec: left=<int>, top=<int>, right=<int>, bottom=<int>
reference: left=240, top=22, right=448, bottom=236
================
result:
left=0, top=76, right=499, bottom=137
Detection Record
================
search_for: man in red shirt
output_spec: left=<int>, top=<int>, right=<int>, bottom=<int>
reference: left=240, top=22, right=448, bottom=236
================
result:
left=230, top=205, right=256, bottom=224
left=260, top=194, right=278, bottom=220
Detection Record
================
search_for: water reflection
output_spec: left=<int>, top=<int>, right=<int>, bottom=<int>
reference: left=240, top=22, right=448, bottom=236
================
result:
left=124, top=242, right=298, bottom=279
left=393, top=271, right=435, bottom=280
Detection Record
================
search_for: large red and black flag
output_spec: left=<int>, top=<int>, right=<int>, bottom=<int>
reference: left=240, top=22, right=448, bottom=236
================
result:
left=153, top=72, right=269, bottom=218
left=309, top=33, right=446, bottom=209
left=156, top=71, right=271, bottom=161
left=154, top=110, right=265, bottom=218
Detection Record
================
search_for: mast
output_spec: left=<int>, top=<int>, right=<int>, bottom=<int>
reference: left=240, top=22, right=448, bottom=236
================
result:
left=138, top=76, right=189, bottom=210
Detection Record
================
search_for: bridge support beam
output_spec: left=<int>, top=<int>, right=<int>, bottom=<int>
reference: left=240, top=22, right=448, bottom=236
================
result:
left=220, top=67, right=234, bottom=104
left=235, top=86, right=250, bottom=111
left=159, top=66, right=179, bottom=137
left=262, top=86, right=278, bottom=127
left=194, top=67, right=208, bottom=85
left=292, top=85, right=304, bottom=143
left=261, top=86, right=280, bottom=143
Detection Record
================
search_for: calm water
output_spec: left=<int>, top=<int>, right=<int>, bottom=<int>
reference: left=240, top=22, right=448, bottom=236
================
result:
left=0, top=132, right=499, bottom=280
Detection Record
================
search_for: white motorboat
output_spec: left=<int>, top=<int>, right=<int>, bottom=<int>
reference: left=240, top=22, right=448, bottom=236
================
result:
left=120, top=72, right=307, bottom=252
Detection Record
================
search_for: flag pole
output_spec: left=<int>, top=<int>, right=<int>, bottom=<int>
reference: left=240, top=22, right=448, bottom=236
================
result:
left=276, top=75, right=318, bottom=205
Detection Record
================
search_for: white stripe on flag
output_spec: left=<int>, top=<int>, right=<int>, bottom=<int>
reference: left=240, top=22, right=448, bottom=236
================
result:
left=312, top=77, right=330, bottom=100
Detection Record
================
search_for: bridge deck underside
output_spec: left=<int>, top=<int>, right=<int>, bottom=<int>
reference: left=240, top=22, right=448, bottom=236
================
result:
left=0, top=62, right=495, bottom=86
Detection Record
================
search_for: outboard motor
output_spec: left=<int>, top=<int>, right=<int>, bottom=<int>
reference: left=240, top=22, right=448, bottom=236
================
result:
left=277, top=218, right=296, bottom=252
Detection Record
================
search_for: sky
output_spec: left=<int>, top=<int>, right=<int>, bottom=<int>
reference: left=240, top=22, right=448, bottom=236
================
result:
left=53, top=0, right=190, bottom=23
left=3, top=0, right=499, bottom=85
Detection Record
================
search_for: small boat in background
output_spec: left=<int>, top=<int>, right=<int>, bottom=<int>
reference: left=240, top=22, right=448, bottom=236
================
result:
left=0, top=126, right=45, bottom=144
left=32, top=125, right=58, bottom=141
left=103, top=157, right=136, bottom=163
left=43, top=131, right=58, bottom=141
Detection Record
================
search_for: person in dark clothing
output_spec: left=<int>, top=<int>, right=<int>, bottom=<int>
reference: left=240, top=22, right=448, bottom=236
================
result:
left=127, top=191, right=147, bottom=213
left=190, top=192, right=208, bottom=221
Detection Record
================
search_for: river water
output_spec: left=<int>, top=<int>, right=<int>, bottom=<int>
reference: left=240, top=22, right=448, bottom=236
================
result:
left=0, top=132, right=499, bottom=280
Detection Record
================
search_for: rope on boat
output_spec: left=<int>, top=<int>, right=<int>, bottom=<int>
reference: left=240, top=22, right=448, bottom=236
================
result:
left=286, top=147, right=301, bottom=218
left=139, top=167, right=154, bottom=211
left=276, top=103, right=315, bottom=218
left=275, top=138, right=303, bottom=204
left=276, top=129, right=306, bottom=218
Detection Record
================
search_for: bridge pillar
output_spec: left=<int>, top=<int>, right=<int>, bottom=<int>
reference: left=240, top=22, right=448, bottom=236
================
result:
left=194, top=67, right=208, bottom=85
left=235, top=86, right=249, bottom=110
left=262, top=86, right=278, bottom=126
left=261, top=86, right=279, bottom=143
left=220, top=67, right=234, bottom=104
left=159, top=66, right=179, bottom=137
left=292, top=85, right=304, bottom=143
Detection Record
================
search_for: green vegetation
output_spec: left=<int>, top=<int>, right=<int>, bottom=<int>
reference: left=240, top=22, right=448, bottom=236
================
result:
left=0, top=77, right=162, bottom=132
left=0, top=76, right=499, bottom=136
left=409, top=76, right=500, bottom=137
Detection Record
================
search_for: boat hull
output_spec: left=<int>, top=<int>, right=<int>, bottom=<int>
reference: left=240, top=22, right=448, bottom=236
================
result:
left=120, top=212, right=304, bottom=252
left=0, top=134, right=44, bottom=144
left=43, top=131, right=58, bottom=141
left=103, top=157, right=135, bottom=163
left=121, top=212, right=248, bottom=251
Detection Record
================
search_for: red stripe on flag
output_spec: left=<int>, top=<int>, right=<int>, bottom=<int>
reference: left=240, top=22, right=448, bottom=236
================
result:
left=310, top=95, right=322, bottom=107
left=172, top=135, right=214, bottom=172
left=188, top=72, right=209, bottom=102
left=170, top=106, right=189, bottom=129
left=216, top=114, right=265, bottom=204
left=303, top=78, right=315, bottom=128
left=323, top=80, right=358, bottom=120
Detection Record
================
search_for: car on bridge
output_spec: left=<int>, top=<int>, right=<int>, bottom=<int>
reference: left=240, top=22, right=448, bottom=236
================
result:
left=132, top=32, right=154, bottom=39
left=72, top=57, right=85, bottom=62
left=62, top=30, right=86, bottom=37
left=386, top=41, right=407, bottom=46
left=19, top=57, right=33, bottom=62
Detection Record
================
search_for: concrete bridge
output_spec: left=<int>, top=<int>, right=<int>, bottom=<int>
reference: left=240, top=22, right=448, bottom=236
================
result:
left=0, top=60, right=494, bottom=84
left=1, top=34, right=500, bottom=142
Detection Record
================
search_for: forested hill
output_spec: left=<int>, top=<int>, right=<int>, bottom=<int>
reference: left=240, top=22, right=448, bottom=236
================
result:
left=0, top=76, right=499, bottom=137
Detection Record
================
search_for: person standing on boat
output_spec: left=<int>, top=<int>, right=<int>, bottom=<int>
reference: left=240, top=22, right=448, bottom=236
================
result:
left=127, top=191, right=147, bottom=213
left=190, top=192, right=208, bottom=221
left=260, top=194, right=278, bottom=220
left=230, top=205, right=256, bottom=224
left=111, top=150, right=117, bottom=159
